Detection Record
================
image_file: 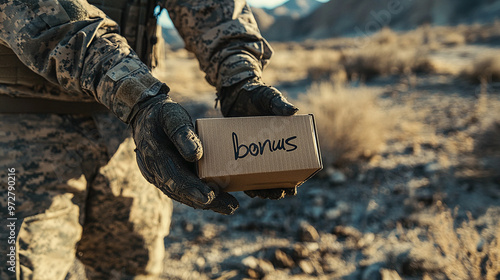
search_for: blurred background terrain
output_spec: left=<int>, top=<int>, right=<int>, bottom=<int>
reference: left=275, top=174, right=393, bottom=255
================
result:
left=149, top=0, right=500, bottom=279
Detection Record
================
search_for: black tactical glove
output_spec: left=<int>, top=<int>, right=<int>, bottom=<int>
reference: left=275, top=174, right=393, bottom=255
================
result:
left=218, top=77, right=299, bottom=200
left=130, top=89, right=239, bottom=215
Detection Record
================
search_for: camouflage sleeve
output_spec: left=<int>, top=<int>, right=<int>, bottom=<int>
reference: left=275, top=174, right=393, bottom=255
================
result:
left=0, top=0, right=163, bottom=122
left=164, top=0, right=273, bottom=90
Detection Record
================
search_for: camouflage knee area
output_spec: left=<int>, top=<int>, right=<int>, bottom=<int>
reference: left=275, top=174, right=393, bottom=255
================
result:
left=0, top=114, right=106, bottom=280
left=0, top=188, right=85, bottom=280
left=17, top=194, right=84, bottom=280
left=77, top=138, right=172, bottom=279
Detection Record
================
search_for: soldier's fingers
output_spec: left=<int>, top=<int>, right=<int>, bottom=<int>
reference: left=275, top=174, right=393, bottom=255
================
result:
left=270, top=94, right=299, bottom=116
left=253, top=86, right=298, bottom=116
left=170, top=125, right=203, bottom=162
left=162, top=157, right=215, bottom=205
left=165, top=169, right=239, bottom=215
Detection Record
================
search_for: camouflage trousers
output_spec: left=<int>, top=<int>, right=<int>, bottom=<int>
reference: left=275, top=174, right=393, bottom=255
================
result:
left=0, top=113, right=172, bottom=280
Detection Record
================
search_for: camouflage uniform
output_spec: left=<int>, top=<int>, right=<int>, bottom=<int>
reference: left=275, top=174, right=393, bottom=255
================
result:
left=0, top=0, right=272, bottom=279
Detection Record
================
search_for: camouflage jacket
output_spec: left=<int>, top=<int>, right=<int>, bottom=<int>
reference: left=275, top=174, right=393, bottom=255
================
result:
left=0, top=0, right=273, bottom=122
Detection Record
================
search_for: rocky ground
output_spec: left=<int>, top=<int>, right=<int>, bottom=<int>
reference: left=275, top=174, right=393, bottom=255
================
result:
left=154, top=29, right=500, bottom=280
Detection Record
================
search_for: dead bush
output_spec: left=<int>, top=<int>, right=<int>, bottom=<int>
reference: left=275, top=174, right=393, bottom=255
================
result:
left=440, top=32, right=466, bottom=47
left=152, top=49, right=214, bottom=97
left=266, top=48, right=342, bottom=84
left=462, top=55, right=500, bottom=83
left=474, top=120, right=500, bottom=175
left=476, top=121, right=500, bottom=155
left=340, top=46, right=433, bottom=80
left=307, top=64, right=347, bottom=84
left=373, top=27, right=398, bottom=45
left=406, top=210, right=500, bottom=280
left=463, top=21, right=500, bottom=44
left=297, top=82, right=392, bottom=167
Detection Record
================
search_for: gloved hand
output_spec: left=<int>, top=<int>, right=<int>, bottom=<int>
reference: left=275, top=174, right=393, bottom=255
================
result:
left=218, top=77, right=299, bottom=200
left=130, top=89, right=239, bottom=215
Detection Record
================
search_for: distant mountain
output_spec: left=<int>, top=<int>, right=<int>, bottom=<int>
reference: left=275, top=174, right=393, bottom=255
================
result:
left=252, top=7, right=276, bottom=32
left=252, top=0, right=322, bottom=41
left=261, top=0, right=500, bottom=41
left=162, top=0, right=500, bottom=45
left=270, top=0, right=322, bottom=19
left=162, top=0, right=322, bottom=49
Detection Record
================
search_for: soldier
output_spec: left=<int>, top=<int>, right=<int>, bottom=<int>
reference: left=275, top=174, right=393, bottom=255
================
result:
left=0, top=0, right=298, bottom=279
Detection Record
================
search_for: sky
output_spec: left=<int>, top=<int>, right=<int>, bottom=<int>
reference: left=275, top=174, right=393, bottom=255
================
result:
left=158, top=0, right=329, bottom=28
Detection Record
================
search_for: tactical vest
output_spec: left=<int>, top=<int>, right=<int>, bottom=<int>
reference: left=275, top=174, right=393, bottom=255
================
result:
left=0, top=0, right=160, bottom=88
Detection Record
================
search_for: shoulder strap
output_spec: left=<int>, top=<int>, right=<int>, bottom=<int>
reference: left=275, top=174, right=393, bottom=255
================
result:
left=88, top=0, right=160, bottom=68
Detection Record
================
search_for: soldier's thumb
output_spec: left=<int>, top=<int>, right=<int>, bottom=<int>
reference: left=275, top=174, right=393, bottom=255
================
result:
left=170, top=125, right=203, bottom=162
left=161, top=102, right=203, bottom=162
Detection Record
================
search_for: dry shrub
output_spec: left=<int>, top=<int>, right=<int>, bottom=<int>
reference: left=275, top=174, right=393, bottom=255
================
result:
left=424, top=57, right=467, bottom=76
left=463, top=55, right=500, bottom=83
left=297, top=82, right=392, bottom=167
left=418, top=25, right=468, bottom=48
left=476, top=121, right=500, bottom=154
left=463, top=21, right=500, bottom=44
left=407, top=210, right=500, bottom=280
left=397, top=26, right=430, bottom=48
left=338, top=27, right=436, bottom=80
left=269, top=26, right=453, bottom=83
left=440, top=32, right=466, bottom=47
left=373, top=27, right=398, bottom=45
left=266, top=47, right=342, bottom=84
left=474, top=120, right=500, bottom=175
left=340, top=46, right=433, bottom=80
left=152, top=49, right=214, bottom=98
left=307, top=64, right=347, bottom=83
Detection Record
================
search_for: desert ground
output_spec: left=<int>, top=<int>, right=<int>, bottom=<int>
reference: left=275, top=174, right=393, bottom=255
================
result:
left=152, top=23, right=500, bottom=279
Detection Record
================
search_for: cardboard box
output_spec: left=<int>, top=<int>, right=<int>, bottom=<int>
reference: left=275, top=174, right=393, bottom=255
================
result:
left=196, top=114, right=322, bottom=192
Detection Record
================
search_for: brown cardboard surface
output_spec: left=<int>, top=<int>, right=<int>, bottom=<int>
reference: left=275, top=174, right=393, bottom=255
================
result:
left=196, top=114, right=322, bottom=192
